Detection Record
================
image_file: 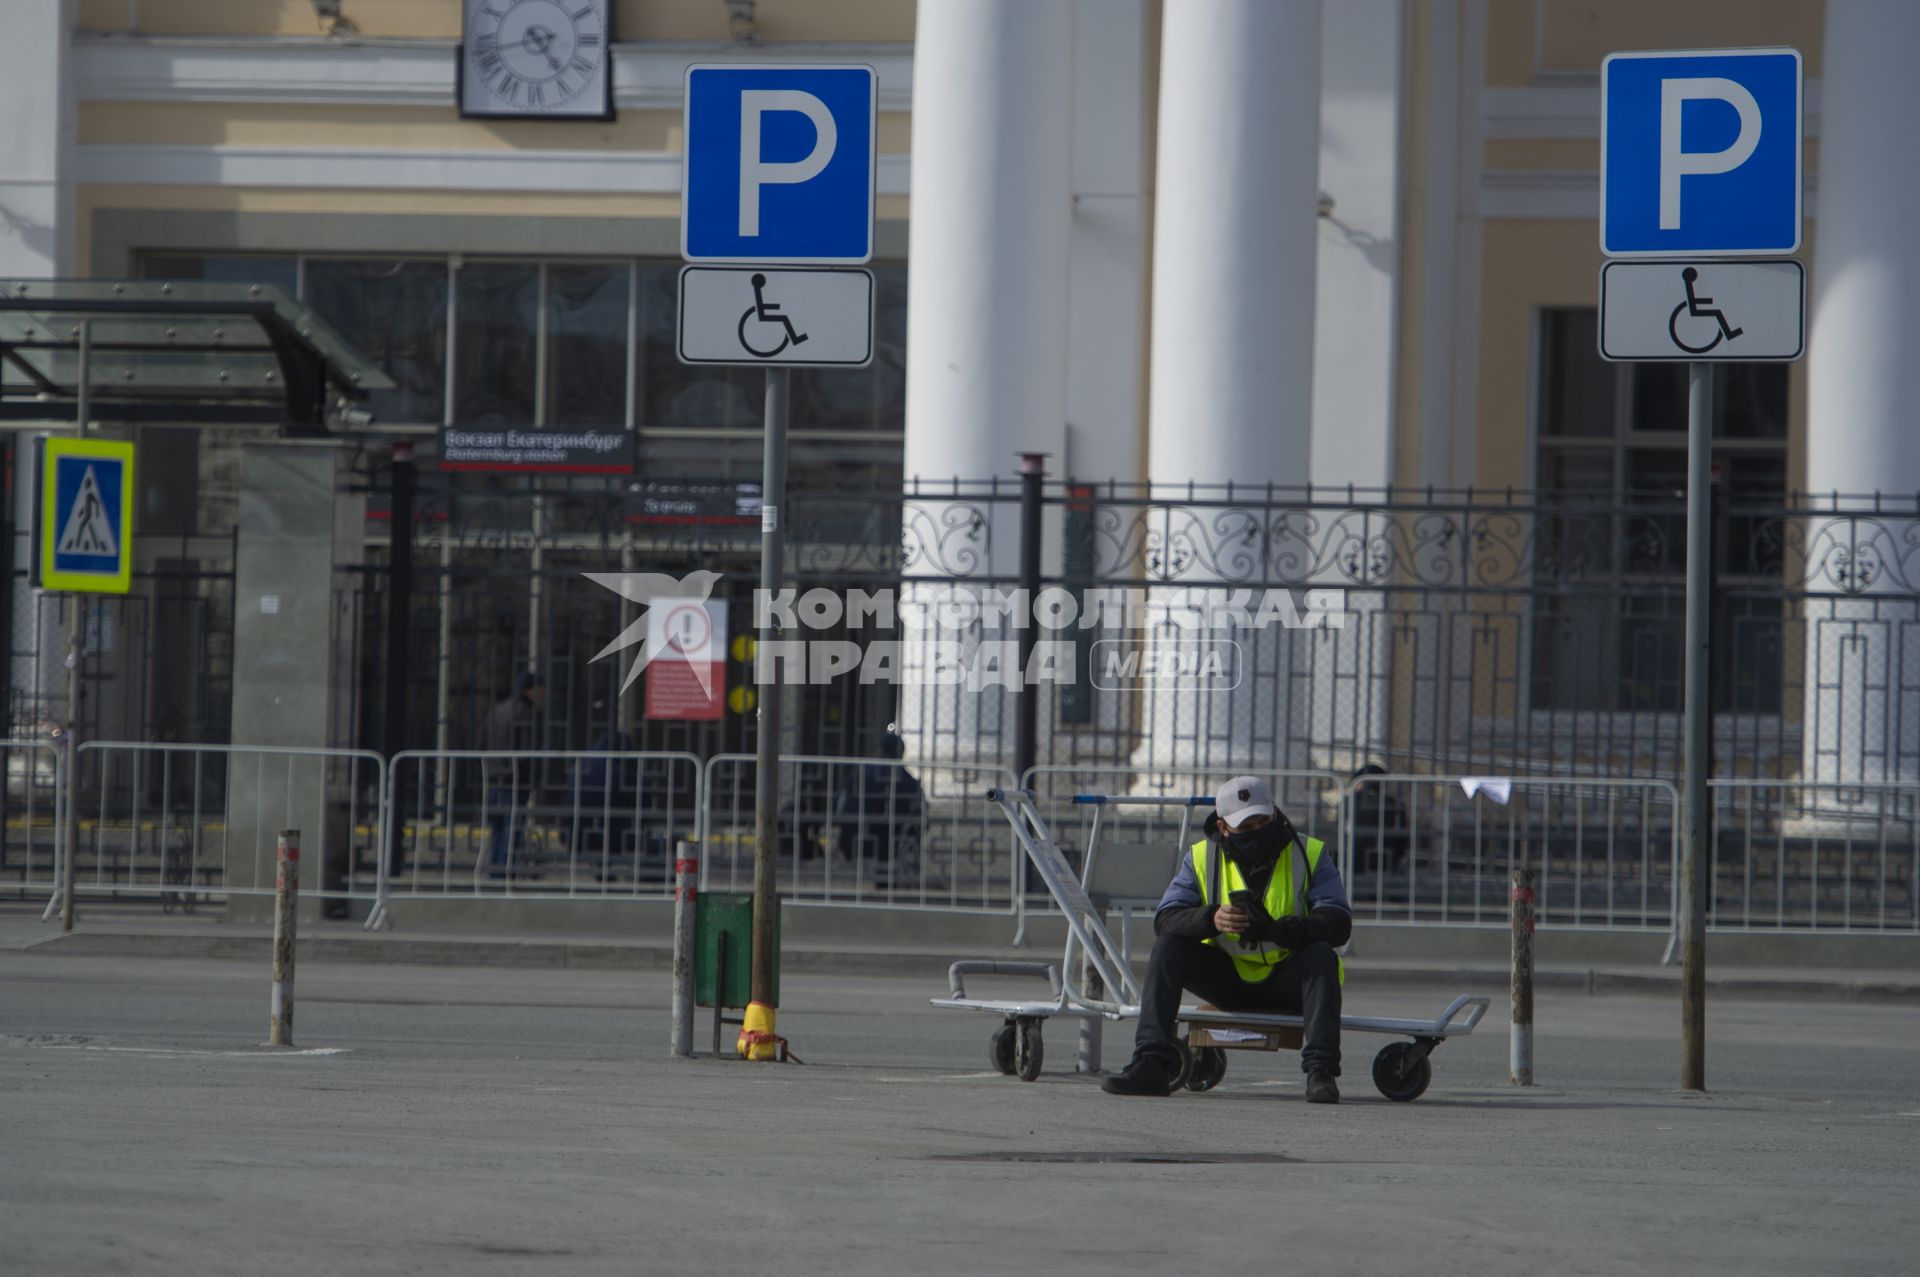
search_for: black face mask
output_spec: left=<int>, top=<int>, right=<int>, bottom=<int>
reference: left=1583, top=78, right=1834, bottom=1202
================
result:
left=1224, top=818, right=1285, bottom=864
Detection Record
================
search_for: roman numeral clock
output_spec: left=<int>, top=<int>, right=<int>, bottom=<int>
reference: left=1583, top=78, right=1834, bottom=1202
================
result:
left=459, top=0, right=613, bottom=120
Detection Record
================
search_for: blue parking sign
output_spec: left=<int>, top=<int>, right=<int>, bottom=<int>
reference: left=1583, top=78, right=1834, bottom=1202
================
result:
left=1601, top=48, right=1801, bottom=256
left=682, top=65, right=876, bottom=265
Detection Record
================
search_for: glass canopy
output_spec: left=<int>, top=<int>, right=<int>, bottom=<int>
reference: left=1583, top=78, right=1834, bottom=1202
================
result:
left=0, top=279, right=395, bottom=431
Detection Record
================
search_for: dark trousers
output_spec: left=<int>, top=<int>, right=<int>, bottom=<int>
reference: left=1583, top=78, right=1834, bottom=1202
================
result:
left=1135, top=934, right=1342, bottom=1075
left=486, top=786, right=527, bottom=871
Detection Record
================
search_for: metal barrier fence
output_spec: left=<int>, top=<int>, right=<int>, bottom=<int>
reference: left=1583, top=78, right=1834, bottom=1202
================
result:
left=380, top=750, right=705, bottom=905
left=1346, top=775, right=1682, bottom=930
left=0, top=739, right=63, bottom=902
left=72, top=743, right=386, bottom=908
left=701, top=753, right=1019, bottom=911
left=31, top=741, right=1920, bottom=937
left=1707, top=780, right=1920, bottom=932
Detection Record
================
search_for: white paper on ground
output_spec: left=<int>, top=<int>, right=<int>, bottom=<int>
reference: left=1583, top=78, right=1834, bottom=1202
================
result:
left=1202, top=1028, right=1270, bottom=1044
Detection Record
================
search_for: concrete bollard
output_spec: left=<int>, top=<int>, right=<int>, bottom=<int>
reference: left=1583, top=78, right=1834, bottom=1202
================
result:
left=269, top=830, right=299, bottom=1047
left=1510, top=867, right=1534, bottom=1085
left=670, top=840, right=696, bottom=1057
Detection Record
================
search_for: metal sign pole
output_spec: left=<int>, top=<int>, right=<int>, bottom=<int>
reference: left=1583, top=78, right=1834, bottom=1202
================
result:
left=1680, top=360, right=1712, bottom=1091
left=750, top=367, right=790, bottom=1011
left=59, top=320, right=94, bottom=934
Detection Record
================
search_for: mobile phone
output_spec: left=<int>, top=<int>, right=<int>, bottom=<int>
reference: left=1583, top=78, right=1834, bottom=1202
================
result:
left=1228, top=890, right=1255, bottom=911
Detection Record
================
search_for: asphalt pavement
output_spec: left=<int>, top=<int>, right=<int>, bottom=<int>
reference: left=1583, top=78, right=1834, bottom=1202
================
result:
left=3, top=949, right=1919, bottom=1275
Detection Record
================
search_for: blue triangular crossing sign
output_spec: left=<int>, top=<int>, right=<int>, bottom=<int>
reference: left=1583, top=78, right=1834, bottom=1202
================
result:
left=56, top=465, right=118, bottom=557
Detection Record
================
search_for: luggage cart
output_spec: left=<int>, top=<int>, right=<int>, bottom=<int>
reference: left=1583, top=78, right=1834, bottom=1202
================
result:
left=932, top=788, right=1490, bottom=1100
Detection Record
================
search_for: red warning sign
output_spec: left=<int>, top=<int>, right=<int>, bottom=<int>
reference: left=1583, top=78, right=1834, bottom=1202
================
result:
left=645, top=599, right=726, bottom=720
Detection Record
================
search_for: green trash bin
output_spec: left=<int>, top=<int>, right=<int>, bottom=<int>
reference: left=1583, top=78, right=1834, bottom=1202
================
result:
left=694, top=891, right=779, bottom=1012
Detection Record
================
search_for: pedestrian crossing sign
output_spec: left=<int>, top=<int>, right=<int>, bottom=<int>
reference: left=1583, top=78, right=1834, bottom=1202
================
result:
left=40, top=437, right=134, bottom=594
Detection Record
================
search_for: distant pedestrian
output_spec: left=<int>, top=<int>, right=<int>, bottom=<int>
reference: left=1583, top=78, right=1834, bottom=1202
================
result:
left=571, top=719, right=636, bottom=875
left=484, top=671, right=545, bottom=878
left=833, top=730, right=925, bottom=889
left=1344, top=763, right=1409, bottom=876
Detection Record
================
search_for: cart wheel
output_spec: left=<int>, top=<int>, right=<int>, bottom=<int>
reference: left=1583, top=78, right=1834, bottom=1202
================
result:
left=1170, top=1037, right=1195, bottom=1091
left=1014, top=1018, right=1045, bottom=1082
left=161, top=895, right=176, bottom=916
left=1372, top=1041, right=1433, bottom=1102
left=990, top=1023, right=1017, bottom=1075
left=1185, top=1046, right=1228, bottom=1093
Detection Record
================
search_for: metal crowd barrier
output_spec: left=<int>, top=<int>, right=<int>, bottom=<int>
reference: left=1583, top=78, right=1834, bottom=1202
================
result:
left=1345, top=774, right=1683, bottom=930
left=0, top=739, right=64, bottom=907
left=1707, top=780, right=1920, bottom=932
left=39, top=741, right=1920, bottom=938
left=72, top=742, right=386, bottom=910
left=377, top=749, right=704, bottom=917
left=700, top=753, right=1019, bottom=912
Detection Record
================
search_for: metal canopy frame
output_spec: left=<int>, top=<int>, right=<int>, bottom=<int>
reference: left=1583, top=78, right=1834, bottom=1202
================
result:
left=0, top=280, right=395, bottom=432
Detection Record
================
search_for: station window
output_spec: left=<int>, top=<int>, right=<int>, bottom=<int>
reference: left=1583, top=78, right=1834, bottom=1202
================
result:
left=305, top=258, right=449, bottom=425
left=137, top=251, right=907, bottom=442
left=1531, top=307, right=1788, bottom=715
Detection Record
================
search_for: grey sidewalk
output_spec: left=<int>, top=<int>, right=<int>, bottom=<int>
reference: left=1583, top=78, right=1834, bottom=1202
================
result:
left=6, top=902, right=1916, bottom=1004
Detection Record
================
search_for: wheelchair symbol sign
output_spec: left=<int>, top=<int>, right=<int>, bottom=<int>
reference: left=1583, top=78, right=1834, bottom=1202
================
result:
left=677, top=265, right=873, bottom=367
left=1668, top=267, right=1743, bottom=354
left=1598, top=258, right=1804, bottom=363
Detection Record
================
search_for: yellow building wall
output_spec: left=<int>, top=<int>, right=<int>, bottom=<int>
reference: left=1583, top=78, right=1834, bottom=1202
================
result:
left=73, top=185, right=911, bottom=276
left=1534, top=0, right=1824, bottom=76
left=77, top=0, right=915, bottom=42
left=1486, top=0, right=1823, bottom=85
left=76, top=102, right=912, bottom=155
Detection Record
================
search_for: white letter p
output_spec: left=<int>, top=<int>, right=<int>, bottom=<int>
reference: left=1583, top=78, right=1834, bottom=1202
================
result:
left=738, top=90, right=837, bottom=237
left=1659, top=76, right=1762, bottom=230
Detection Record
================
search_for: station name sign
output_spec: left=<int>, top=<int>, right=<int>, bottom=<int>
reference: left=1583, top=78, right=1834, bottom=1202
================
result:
left=437, top=425, right=634, bottom=474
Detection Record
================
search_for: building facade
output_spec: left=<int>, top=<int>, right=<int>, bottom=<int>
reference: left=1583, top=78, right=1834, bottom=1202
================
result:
left=2, top=0, right=1915, bottom=791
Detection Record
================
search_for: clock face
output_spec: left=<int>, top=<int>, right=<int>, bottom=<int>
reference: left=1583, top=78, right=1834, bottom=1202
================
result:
left=461, top=0, right=612, bottom=119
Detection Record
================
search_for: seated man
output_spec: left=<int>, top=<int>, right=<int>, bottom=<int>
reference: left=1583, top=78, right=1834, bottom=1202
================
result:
left=1103, top=775, right=1353, bottom=1103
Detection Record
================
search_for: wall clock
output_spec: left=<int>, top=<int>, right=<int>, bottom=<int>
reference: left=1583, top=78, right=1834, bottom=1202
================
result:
left=459, top=0, right=613, bottom=120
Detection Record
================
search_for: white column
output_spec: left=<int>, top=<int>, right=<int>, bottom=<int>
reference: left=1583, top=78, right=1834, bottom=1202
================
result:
left=1309, top=0, right=1404, bottom=777
left=899, top=0, right=1074, bottom=766
left=1066, top=0, right=1149, bottom=483
left=1311, top=0, right=1402, bottom=496
left=1138, top=0, right=1322, bottom=776
left=1059, top=0, right=1152, bottom=768
left=0, top=0, right=74, bottom=279
left=1148, top=0, right=1320, bottom=489
left=1, top=0, right=77, bottom=718
left=1803, top=0, right=1920, bottom=788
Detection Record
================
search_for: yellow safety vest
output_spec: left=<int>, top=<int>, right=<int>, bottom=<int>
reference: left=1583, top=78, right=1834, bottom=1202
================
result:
left=1191, top=836, right=1345, bottom=985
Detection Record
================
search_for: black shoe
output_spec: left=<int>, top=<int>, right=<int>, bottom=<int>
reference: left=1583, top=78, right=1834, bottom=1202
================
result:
left=1304, top=1069, right=1340, bottom=1104
left=1101, top=1058, right=1177, bottom=1097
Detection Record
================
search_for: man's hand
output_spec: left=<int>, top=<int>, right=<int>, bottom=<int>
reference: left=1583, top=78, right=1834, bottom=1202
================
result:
left=1258, top=914, right=1310, bottom=949
left=1212, top=904, right=1251, bottom=934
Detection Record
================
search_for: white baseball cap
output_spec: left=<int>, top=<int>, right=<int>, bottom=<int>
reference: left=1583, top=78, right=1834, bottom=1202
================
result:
left=1214, top=775, right=1276, bottom=827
